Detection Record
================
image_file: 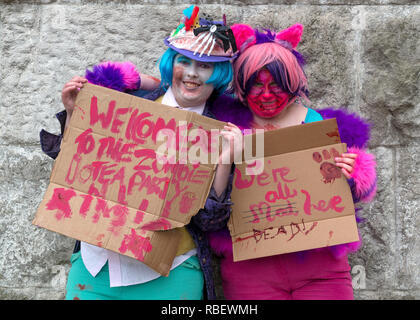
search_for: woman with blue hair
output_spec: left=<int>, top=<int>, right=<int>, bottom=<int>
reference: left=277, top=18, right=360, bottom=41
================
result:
left=40, top=6, right=240, bottom=300
left=158, top=47, right=233, bottom=98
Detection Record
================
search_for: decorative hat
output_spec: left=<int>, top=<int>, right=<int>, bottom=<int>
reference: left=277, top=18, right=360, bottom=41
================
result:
left=164, top=5, right=237, bottom=62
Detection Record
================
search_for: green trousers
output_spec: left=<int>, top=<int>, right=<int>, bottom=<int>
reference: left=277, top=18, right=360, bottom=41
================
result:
left=65, top=251, right=204, bottom=300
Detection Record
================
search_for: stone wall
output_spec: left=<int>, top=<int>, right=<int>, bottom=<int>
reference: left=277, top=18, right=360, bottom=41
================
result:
left=0, top=0, right=419, bottom=300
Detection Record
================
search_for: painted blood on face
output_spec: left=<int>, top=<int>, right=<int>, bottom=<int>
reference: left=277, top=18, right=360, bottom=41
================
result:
left=246, top=69, right=291, bottom=118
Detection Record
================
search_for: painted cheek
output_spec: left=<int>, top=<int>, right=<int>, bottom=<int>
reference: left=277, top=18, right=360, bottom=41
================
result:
left=172, top=66, right=189, bottom=96
left=173, top=66, right=185, bottom=83
left=275, top=92, right=290, bottom=103
left=247, top=93, right=290, bottom=118
left=171, top=67, right=214, bottom=107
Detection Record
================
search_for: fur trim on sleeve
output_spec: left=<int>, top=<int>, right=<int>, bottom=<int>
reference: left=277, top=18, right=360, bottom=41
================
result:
left=211, top=94, right=253, bottom=130
left=208, top=228, right=233, bottom=257
left=348, top=146, right=377, bottom=202
left=318, top=107, right=371, bottom=149
left=85, top=61, right=141, bottom=92
left=329, top=232, right=362, bottom=259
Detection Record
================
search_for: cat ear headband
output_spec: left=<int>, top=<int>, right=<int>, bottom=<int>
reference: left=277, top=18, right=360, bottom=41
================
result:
left=231, top=23, right=304, bottom=54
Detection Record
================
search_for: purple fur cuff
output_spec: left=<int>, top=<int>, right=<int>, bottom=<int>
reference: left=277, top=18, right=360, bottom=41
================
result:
left=348, top=146, right=377, bottom=202
left=328, top=233, right=362, bottom=259
left=210, top=95, right=254, bottom=130
left=85, top=61, right=141, bottom=92
left=208, top=228, right=233, bottom=257
left=318, top=107, right=371, bottom=149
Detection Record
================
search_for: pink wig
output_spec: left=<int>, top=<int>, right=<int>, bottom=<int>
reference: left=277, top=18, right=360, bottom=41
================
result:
left=233, top=42, right=309, bottom=103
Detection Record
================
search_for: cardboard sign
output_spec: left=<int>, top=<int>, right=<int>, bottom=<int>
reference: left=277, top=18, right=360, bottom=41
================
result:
left=228, top=119, right=359, bottom=262
left=33, top=83, right=225, bottom=276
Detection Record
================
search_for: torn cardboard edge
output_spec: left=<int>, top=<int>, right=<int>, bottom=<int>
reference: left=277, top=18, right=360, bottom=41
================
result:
left=231, top=214, right=360, bottom=262
left=33, top=83, right=228, bottom=276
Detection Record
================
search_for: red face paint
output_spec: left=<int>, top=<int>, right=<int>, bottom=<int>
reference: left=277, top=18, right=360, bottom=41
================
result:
left=246, top=69, right=291, bottom=118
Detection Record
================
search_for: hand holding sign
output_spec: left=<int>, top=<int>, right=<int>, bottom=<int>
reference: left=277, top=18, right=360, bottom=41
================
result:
left=334, top=152, right=358, bottom=179
left=61, top=76, right=88, bottom=126
left=219, top=122, right=244, bottom=164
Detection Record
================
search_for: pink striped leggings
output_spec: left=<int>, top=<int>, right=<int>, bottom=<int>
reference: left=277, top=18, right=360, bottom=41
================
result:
left=220, top=249, right=354, bottom=300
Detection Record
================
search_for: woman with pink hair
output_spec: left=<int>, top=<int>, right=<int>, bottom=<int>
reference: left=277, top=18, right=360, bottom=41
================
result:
left=209, top=23, right=377, bottom=300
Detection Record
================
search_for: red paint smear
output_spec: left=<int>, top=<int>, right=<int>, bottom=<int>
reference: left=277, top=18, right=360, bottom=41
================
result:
left=77, top=284, right=86, bottom=290
left=327, top=229, right=334, bottom=246
left=89, top=96, right=115, bottom=129
left=234, top=167, right=254, bottom=189
left=143, top=74, right=161, bottom=84
left=138, top=199, right=148, bottom=211
left=79, top=194, right=93, bottom=218
left=141, top=218, right=171, bottom=231
left=287, top=223, right=301, bottom=241
left=233, top=234, right=256, bottom=243
left=75, top=106, right=85, bottom=120
left=331, top=147, right=340, bottom=158
left=179, top=192, right=197, bottom=214
left=119, top=229, right=153, bottom=261
left=326, top=129, right=340, bottom=139
left=96, top=234, right=105, bottom=247
left=89, top=198, right=129, bottom=235
left=304, top=221, right=318, bottom=235
left=134, top=199, right=148, bottom=224
left=75, top=105, right=85, bottom=115
left=107, top=205, right=129, bottom=236
left=45, top=188, right=76, bottom=220
left=322, top=149, right=331, bottom=160
left=75, top=128, right=95, bottom=155
left=134, top=211, right=145, bottom=224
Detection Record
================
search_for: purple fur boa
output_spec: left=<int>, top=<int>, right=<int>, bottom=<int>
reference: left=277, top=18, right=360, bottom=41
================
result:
left=210, top=94, right=253, bottom=129
left=85, top=61, right=141, bottom=92
left=317, top=107, right=371, bottom=149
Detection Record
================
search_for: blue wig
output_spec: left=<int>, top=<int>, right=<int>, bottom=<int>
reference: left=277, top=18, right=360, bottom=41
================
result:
left=158, top=48, right=233, bottom=96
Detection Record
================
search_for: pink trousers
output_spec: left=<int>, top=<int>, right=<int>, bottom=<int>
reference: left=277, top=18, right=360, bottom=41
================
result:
left=220, top=248, right=354, bottom=300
